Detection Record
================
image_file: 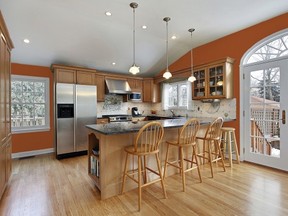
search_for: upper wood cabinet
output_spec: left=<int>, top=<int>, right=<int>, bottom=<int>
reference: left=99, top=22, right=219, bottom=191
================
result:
left=192, top=57, right=234, bottom=100
left=143, top=78, right=161, bottom=103
left=127, top=78, right=143, bottom=92
left=54, top=68, right=97, bottom=85
left=94, top=74, right=105, bottom=102
left=77, top=70, right=95, bottom=85
left=55, top=68, right=76, bottom=84
left=0, top=11, right=13, bottom=200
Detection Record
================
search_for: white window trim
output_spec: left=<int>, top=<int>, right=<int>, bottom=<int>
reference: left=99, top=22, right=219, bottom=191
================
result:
left=11, top=75, right=50, bottom=133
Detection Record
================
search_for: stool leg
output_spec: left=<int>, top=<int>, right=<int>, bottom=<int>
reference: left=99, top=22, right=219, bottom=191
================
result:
left=138, top=155, right=142, bottom=211
left=155, top=153, right=167, bottom=198
left=227, top=131, right=232, bottom=167
left=232, top=131, right=240, bottom=164
left=163, top=143, right=170, bottom=179
left=143, top=155, right=147, bottom=183
left=193, top=145, right=202, bottom=183
left=222, top=131, right=227, bottom=160
left=207, top=140, right=214, bottom=178
left=180, top=147, right=186, bottom=192
left=121, top=152, right=129, bottom=194
left=217, top=140, right=226, bottom=172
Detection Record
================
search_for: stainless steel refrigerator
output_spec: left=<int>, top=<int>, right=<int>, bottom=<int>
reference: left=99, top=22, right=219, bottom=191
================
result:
left=55, top=83, right=97, bottom=159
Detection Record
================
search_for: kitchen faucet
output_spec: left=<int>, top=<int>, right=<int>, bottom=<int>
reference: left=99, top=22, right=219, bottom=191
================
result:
left=170, top=109, right=176, bottom=117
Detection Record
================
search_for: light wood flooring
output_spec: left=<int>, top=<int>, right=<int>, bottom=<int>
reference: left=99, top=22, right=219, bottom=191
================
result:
left=0, top=154, right=288, bottom=216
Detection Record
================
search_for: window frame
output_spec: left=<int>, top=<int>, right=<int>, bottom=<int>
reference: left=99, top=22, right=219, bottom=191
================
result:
left=162, top=80, right=190, bottom=110
left=11, top=75, right=50, bottom=133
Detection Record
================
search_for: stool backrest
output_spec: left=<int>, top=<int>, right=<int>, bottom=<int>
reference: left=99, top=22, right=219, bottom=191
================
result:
left=178, top=118, right=200, bottom=145
left=204, top=117, right=224, bottom=141
left=134, top=121, right=164, bottom=153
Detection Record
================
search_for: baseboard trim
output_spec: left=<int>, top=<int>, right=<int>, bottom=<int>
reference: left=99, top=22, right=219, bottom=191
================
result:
left=12, top=148, right=55, bottom=159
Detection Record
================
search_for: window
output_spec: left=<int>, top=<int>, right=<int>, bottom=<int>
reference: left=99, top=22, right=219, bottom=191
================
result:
left=11, top=75, right=50, bottom=133
left=162, top=81, right=191, bottom=110
left=246, top=32, right=288, bottom=64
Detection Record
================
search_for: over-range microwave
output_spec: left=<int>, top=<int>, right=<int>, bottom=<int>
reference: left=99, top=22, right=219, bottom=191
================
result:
left=128, top=92, right=142, bottom=102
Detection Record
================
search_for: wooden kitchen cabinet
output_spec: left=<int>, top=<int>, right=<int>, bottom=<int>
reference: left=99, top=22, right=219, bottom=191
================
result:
left=192, top=57, right=234, bottom=100
left=143, top=78, right=161, bottom=103
left=127, top=78, right=143, bottom=92
left=76, top=70, right=95, bottom=85
left=55, top=68, right=76, bottom=83
left=94, top=74, right=105, bottom=102
left=0, top=11, right=13, bottom=199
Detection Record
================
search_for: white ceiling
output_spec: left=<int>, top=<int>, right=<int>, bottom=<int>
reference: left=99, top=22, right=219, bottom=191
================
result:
left=1, top=0, right=288, bottom=77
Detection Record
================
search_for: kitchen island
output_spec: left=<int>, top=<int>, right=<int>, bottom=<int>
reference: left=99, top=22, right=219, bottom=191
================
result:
left=86, top=117, right=231, bottom=200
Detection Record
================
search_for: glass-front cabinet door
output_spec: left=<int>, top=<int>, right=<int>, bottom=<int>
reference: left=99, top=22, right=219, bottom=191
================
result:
left=192, top=69, right=206, bottom=99
left=208, top=65, right=225, bottom=98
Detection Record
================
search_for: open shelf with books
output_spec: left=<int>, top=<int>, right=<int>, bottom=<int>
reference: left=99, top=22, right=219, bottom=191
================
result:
left=88, top=133, right=100, bottom=189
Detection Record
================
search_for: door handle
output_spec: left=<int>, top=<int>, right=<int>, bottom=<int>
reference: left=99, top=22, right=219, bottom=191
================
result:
left=282, top=110, right=286, bottom=124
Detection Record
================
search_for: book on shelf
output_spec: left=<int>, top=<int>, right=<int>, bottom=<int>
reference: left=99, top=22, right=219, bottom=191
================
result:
left=90, top=155, right=100, bottom=177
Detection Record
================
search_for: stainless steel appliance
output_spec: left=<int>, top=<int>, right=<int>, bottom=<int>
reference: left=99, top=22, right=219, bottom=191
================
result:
left=128, top=92, right=142, bottom=102
left=102, top=115, right=132, bottom=122
left=56, top=83, right=97, bottom=159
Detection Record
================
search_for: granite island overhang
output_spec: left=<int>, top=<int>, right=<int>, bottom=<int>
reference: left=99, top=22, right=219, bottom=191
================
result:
left=86, top=117, right=235, bottom=200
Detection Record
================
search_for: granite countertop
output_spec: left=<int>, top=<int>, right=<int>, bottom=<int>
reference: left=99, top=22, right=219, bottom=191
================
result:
left=86, top=117, right=235, bottom=135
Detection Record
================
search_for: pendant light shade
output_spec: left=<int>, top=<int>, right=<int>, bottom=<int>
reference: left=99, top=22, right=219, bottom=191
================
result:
left=163, top=17, right=172, bottom=79
left=188, top=28, right=196, bottom=82
left=129, top=2, right=140, bottom=75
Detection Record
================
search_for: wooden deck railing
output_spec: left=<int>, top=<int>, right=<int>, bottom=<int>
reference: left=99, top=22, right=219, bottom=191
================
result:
left=250, top=119, right=272, bottom=155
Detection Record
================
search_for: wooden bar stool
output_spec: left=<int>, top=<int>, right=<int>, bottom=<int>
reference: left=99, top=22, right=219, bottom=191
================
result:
left=121, top=121, right=167, bottom=211
left=163, top=118, right=202, bottom=192
left=221, top=127, right=240, bottom=167
left=196, top=117, right=226, bottom=178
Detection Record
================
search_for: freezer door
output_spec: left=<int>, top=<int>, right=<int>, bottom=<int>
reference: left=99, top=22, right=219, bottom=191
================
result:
left=56, top=83, right=74, bottom=104
left=57, top=118, right=75, bottom=154
left=75, top=85, right=97, bottom=151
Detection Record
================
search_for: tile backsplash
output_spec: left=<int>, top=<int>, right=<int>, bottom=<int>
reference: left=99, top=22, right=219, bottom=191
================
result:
left=151, top=98, right=236, bottom=119
left=97, top=94, right=236, bottom=119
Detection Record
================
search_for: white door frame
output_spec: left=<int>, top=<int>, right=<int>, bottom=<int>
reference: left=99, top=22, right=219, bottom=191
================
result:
left=240, top=29, right=288, bottom=171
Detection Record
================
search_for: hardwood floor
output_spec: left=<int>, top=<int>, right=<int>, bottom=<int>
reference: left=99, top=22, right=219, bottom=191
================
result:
left=0, top=154, right=288, bottom=216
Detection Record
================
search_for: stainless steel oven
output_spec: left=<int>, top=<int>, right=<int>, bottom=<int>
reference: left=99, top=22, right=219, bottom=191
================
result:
left=102, top=115, right=132, bottom=123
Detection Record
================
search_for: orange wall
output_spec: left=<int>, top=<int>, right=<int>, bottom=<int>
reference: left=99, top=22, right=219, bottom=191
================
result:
left=11, top=63, right=54, bottom=153
left=10, top=13, right=288, bottom=153
left=166, top=13, right=288, bottom=147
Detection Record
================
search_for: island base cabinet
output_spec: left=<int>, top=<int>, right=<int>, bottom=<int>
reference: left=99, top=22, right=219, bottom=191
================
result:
left=87, top=125, right=208, bottom=200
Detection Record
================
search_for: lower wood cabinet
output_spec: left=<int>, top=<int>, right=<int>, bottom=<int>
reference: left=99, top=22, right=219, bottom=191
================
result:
left=0, top=137, right=11, bottom=199
left=96, top=118, right=108, bottom=124
left=0, top=144, right=6, bottom=198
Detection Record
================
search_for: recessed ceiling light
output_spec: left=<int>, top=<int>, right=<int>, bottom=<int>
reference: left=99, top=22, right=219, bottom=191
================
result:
left=23, top=38, right=30, bottom=44
left=171, top=35, right=177, bottom=40
left=142, top=25, right=147, bottom=29
left=105, top=11, right=112, bottom=16
left=112, top=62, right=116, bottom=65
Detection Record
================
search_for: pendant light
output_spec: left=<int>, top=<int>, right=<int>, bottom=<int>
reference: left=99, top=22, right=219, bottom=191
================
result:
left=129, top=2, right=140, bottom=75
left=188, top=28, right=196, bottom=82
left=163, top=17, right=172, bottom=79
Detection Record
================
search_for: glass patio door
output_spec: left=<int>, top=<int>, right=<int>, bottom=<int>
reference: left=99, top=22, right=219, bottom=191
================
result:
left=243, top=58, right=288, bottom=171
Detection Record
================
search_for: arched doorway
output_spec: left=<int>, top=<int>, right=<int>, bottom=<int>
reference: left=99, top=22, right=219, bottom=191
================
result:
left=240, top=29, right=288, bottom=171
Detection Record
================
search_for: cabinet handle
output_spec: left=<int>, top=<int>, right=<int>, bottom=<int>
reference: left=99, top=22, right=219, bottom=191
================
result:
left=282, top=110, right=286, bottom=124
